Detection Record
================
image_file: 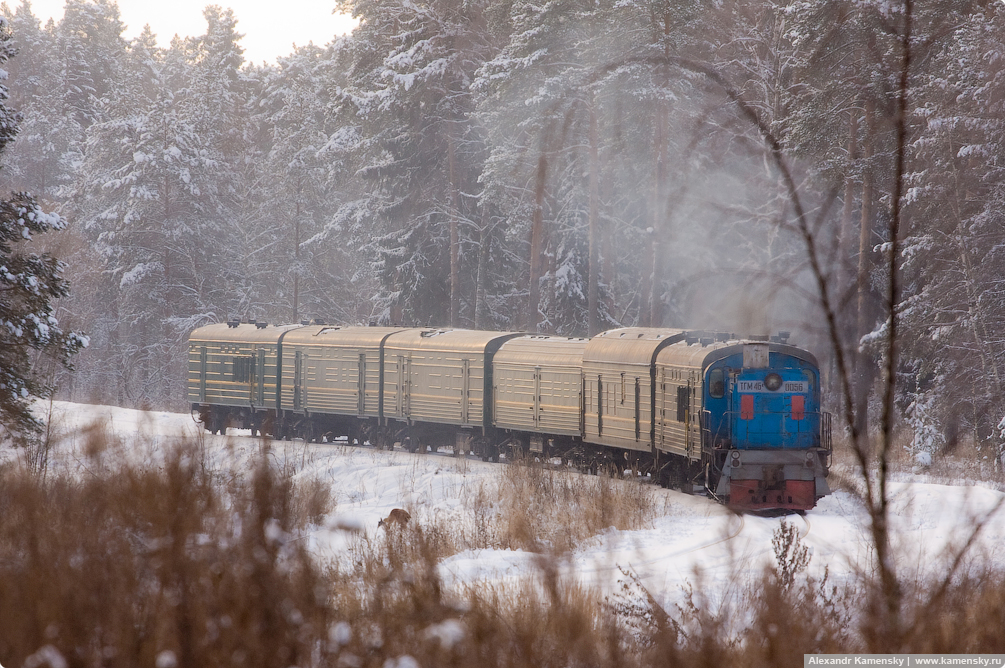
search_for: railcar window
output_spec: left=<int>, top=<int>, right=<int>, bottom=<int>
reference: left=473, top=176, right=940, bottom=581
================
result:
left=708, top=368, right=725, bottom=398
left=676, top=386, right=689, bottom=422
left=233, top=356, right=255, bottom=383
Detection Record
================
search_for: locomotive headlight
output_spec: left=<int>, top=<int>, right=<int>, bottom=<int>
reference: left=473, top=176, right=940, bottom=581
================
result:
left=764, top=372, right=783, bottom=391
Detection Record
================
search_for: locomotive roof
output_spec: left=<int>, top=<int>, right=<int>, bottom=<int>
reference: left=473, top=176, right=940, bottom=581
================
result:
left=188, top=322, right=302, bottom=345
left=281, top=325, right=409, bottom=348
left=495, top=335, right=588, bottom=366
left=583, top=328, right=686, bottom=366
left=656, top=339, right=732, bottom=368
left=656, top=339, right=820, bottom=370
left=383, top=328, right=525, bottom=354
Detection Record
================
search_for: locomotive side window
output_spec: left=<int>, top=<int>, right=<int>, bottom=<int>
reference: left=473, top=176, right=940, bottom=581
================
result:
left=708, top=368, right=725, bottom=398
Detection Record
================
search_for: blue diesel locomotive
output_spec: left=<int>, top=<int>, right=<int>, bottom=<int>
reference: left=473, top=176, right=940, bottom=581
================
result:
left=677, top=339, right=831, bottom=510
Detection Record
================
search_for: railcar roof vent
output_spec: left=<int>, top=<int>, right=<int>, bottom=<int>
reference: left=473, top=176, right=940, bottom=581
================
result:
left=248, top=318, right=257, bottom=326
left=700, top=336, right=713, bottom=347
left=369, top=319, right=378, bottom=327
left=685, top=332, right=699, bottom=345
left=255, top=322, right=268, bottom=329
left=227, top=318, right=240, bottom=328
left=301, top=319, right=310, bottom=326
left=313, top=318, right=326, bottom=325
left=715, top=332, right=732, bottom=342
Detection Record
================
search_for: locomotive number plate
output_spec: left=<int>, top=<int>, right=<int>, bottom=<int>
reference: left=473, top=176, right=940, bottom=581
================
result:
left=737, top=380, right=807, bottom=393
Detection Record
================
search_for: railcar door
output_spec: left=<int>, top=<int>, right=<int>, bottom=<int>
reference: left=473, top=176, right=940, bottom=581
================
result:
left=293, top=351, right=303, bottom=411
left=684, top=378, right=693, bottom=458
left=357, top=353, right=366, bottom=416
left=533, top=366, right=541, bottom=431
left=461, top=358, right=470, bottom=425
left=198, top=346, right=207, bottom=402
left=395, top=356, right=404, bottom=417
left=254, top=348, right=266, bottom=407
left=402, top=355, right=412, bottom=419
left=658, top=369, right=668, bottom=449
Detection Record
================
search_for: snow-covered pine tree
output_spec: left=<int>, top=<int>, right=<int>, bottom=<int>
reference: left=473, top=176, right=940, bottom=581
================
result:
left=898, top=5, right=1005, bottom=461
left=0, top=2, right=79, bottom=200
left=473, top=0, right=708, bottom=333
left=73, top=20, right=237, bottom=407
left=0, top=15, right=87, bottom=439
left=255, top=44, right=376, bottom=324
left=324, top=0, right=500, bottom=327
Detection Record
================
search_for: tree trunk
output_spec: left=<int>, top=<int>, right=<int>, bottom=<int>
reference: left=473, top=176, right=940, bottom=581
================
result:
left=855, top=99, right=875, bottom=447
left=588, top=96, right=600, bottom=336
left=528, top=153, right=547, bottom=332
left=649, top=91, right=669, bottom=329
left=447, top=132, right=461, bottom=327
left=839, top=109, right=858, bottom=313
left=474, top=210, right=490, bottom=329
left=293, top=198, right=301, bottom=323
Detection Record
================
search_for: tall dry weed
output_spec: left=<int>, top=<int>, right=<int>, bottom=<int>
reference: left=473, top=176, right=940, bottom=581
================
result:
left=0, top=432, right=330, bottom=668
left=4, top=427, right=1005, bottom=666
left=453, top=462, right=660, bottom=553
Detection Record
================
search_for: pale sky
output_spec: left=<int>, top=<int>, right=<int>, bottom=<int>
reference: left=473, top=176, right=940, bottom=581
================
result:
left=25, top=0, right=358, bottom=64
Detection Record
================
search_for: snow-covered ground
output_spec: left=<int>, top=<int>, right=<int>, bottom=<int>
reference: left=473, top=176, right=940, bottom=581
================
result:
left=18, top=401, right=1005, bottom=608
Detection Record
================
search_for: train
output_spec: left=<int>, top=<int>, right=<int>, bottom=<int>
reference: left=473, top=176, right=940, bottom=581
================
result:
left=187, top=321, right=832, bottom=511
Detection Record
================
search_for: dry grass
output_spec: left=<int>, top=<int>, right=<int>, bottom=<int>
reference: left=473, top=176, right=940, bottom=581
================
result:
left=3, top=429, right=1005, bottom=666
left=453, top=461, right=664, bottom=554
left=829, top=428, right=1005, bottom=494
left=0, top=440, right=331, bottom=667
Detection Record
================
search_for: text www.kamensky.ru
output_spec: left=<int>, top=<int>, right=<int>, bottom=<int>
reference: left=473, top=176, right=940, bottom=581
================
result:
left=806, top=655, right=1005, bottom=667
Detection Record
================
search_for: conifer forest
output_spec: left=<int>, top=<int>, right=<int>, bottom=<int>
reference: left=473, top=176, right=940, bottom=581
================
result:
left=2, top=0, right=1005, bottom=463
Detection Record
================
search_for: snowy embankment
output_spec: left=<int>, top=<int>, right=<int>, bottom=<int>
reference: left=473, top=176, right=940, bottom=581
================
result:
left=18, top=401, right=1005, bottom=606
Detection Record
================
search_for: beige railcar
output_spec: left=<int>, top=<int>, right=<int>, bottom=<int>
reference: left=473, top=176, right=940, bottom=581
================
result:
left=492, top=335, right=588, bottom=438
left=279, top=326, right=408, bottom=418
left=582, top=328, right=685, bottom=452
left=187, top=323, right=300, bottom=410
left=383, top=328, right=523, bottom=430
left=655, top=341, right=730, bottom=460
